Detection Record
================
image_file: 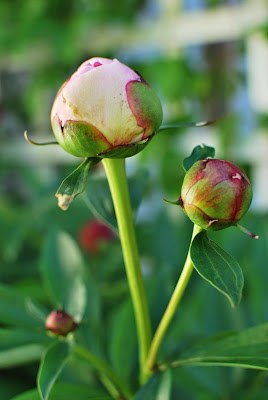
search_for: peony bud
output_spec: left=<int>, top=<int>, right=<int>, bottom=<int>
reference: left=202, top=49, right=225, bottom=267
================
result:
left=45, top=310, right=77, bottom=336
left=180, top=159, right=252, bottom=231
left=79, top=219, right=115, bottom=255
left=51, top=57, right=163, bottom=158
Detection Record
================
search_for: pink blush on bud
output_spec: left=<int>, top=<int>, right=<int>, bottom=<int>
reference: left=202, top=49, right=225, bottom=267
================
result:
left=93, top=62, right=102, bottom=67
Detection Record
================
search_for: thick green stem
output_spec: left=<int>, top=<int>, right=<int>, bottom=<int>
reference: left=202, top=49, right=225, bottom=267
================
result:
left=74, top=345, right=132, bottom=399
left=146, top=224, right=202, bottom=372
left=102, top=158, right=152, bottom=383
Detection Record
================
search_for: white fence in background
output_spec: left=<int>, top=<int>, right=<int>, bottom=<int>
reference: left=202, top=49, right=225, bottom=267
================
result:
left=2, top=0, right=268, bottom=210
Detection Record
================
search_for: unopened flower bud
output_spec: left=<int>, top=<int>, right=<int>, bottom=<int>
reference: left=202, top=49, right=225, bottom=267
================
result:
left=180, top=159, right=252, bottom=231
left=51, top=57, right=163, bottom=157
left=45, top=310, right=77, bottom=336
left=79, top=219, right=115, bottom=254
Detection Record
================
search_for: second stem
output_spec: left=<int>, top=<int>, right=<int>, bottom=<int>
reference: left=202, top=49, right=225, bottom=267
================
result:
left=146, top=224, right=202, bottom=372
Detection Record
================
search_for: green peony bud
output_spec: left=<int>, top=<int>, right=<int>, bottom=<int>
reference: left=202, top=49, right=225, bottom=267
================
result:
left=51, top=57, right=163, bottom=158
left=45, top=310, right=77, bottom=336
left=180, top=159, right=252, bottom=231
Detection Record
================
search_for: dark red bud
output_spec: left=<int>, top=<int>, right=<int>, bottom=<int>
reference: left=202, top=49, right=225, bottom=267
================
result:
left=46, top=310, right=77, bottom=336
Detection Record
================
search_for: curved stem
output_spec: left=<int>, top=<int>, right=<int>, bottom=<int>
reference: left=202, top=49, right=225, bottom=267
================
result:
left=146, top=224, right=202, bottom=372
left=74, top=345, right=132, bottom=399
left=102, top=158, right=152, bottom=383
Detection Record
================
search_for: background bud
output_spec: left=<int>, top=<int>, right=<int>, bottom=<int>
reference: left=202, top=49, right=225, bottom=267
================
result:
left=79, top=219, right=115, bottom=255
left=45, top=310, right=77, bottom=335
left=180, top=159, right=252, bottom=231
left=51, top=57, right=163, bottom=157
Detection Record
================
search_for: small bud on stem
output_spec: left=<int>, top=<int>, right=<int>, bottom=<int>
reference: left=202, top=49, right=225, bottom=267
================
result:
left=46, top=310, right=77, bottom=336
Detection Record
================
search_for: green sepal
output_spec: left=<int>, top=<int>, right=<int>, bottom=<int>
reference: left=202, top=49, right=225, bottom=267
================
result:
left=183, top=144, right=215, bottom=172
left=55, top=157, right=100, bottom=210
left=162, top=198, right=183, bottom=207
left=190, top=230, right=244, bottom=307
left=97, top=134, right=154, bottom=159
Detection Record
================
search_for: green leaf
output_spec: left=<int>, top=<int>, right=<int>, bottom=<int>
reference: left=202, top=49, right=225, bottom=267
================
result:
left=0, top=328, right=50, bottom=351
left=172, top=323, right=268, bottom=370
left=85, top=178, right=117, bottom=230
left=183, top=144, right=215, bottom=171
left=0, top=283, right=43, bottom=328
left=133, top=370, right=172, bottom=400
left=0, top=343, right=48, bottom=368
left=85, top=171, right=148, bottom=231
left=109, top=300, right=137, bottom=381
left=55, top=158, right=100, bottom=210
left=12, top=383, right=113, bottom=400
left=39, top=230, right=87, bottom=322
left=0, top=327, right=52, bottom=368
left=38, top=341, right=71, bottom=400
left=190, top=231, right=244, bottom=307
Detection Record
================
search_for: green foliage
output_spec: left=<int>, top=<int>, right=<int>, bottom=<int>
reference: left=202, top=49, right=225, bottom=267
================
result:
left=39, top=230, right=88, bottom=322
left=183, top=145, right=215, bottom=172
left=173, top=323, right=268, bottom=370
left=12, top=383, right=113, bottom=400
left=0, top=283, right=46, bottom=328
left=133, top=370, right=172, bottom=399
left=190, top=231, right=244, bottom=307
left=84, top=170, right=148, bottom=231
left=37, top=341, right=72, bottom=400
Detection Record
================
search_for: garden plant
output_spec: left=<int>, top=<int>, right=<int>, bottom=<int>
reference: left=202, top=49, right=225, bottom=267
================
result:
left=2, top=57, right=268, bottom=400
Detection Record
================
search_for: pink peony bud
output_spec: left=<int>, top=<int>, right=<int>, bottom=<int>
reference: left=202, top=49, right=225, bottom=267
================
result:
left=51, top=58, right=163, bottom=157
left=45, top=310, right=77, bottom=336
left=79, top=219, right=115, bottom=254
left=180, top=159, right=252, bottom=231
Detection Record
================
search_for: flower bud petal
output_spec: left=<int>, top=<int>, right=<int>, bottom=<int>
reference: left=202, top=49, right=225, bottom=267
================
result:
left=51, top=58, right=163, bottom=157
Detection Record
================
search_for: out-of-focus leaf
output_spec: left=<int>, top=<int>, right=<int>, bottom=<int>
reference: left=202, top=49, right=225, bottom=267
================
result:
left=183, top=144, right=215, bottom=172
left=0, top=328, right=50, bottom=351
left=190, top=231, right=244, bottom=307
left=84, top=178, right=117, bottom=230
left=85, top=171, right=148, bottom=231
left=38, top=341, right=71, bottom=400
left=172, top=323, right=268, bottom=370
left=25, top=297, right=48, bottom=323
left=0, top=283, right=44, bottom=328
left=133, top=370, right=172, bottom=400
left=39, top=230, right=87, bottom=322
left=0, top=343, right=47, bottom=368
left=12, top=383, right=113, bottom=400
left=109, top=300, right=137, bottom=382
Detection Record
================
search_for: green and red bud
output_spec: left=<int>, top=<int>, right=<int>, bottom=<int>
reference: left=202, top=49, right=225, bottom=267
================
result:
left=180, top=159, right=253, bottom=232
left=45, top=310, right=77, bottom=336
left=51, top=57, right=163, bottom=158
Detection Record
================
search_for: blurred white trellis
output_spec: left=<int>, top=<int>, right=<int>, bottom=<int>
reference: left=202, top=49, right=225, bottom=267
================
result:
left=112, top=0, right=268, bottom=212
left=2, top=0, right=268, bottom=210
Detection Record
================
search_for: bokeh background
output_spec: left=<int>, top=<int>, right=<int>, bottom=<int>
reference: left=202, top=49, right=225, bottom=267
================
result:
left=1, top=0, right=268, bottom=398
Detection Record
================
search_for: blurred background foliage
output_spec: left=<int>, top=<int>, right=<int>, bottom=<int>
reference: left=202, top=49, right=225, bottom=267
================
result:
left=1, top=0, right=268, bottom=398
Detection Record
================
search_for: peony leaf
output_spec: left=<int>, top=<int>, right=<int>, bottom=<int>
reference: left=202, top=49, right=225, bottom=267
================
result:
left=190, top=230, right=244, bottom=307
left=183, top=144, right=215, bottom=172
